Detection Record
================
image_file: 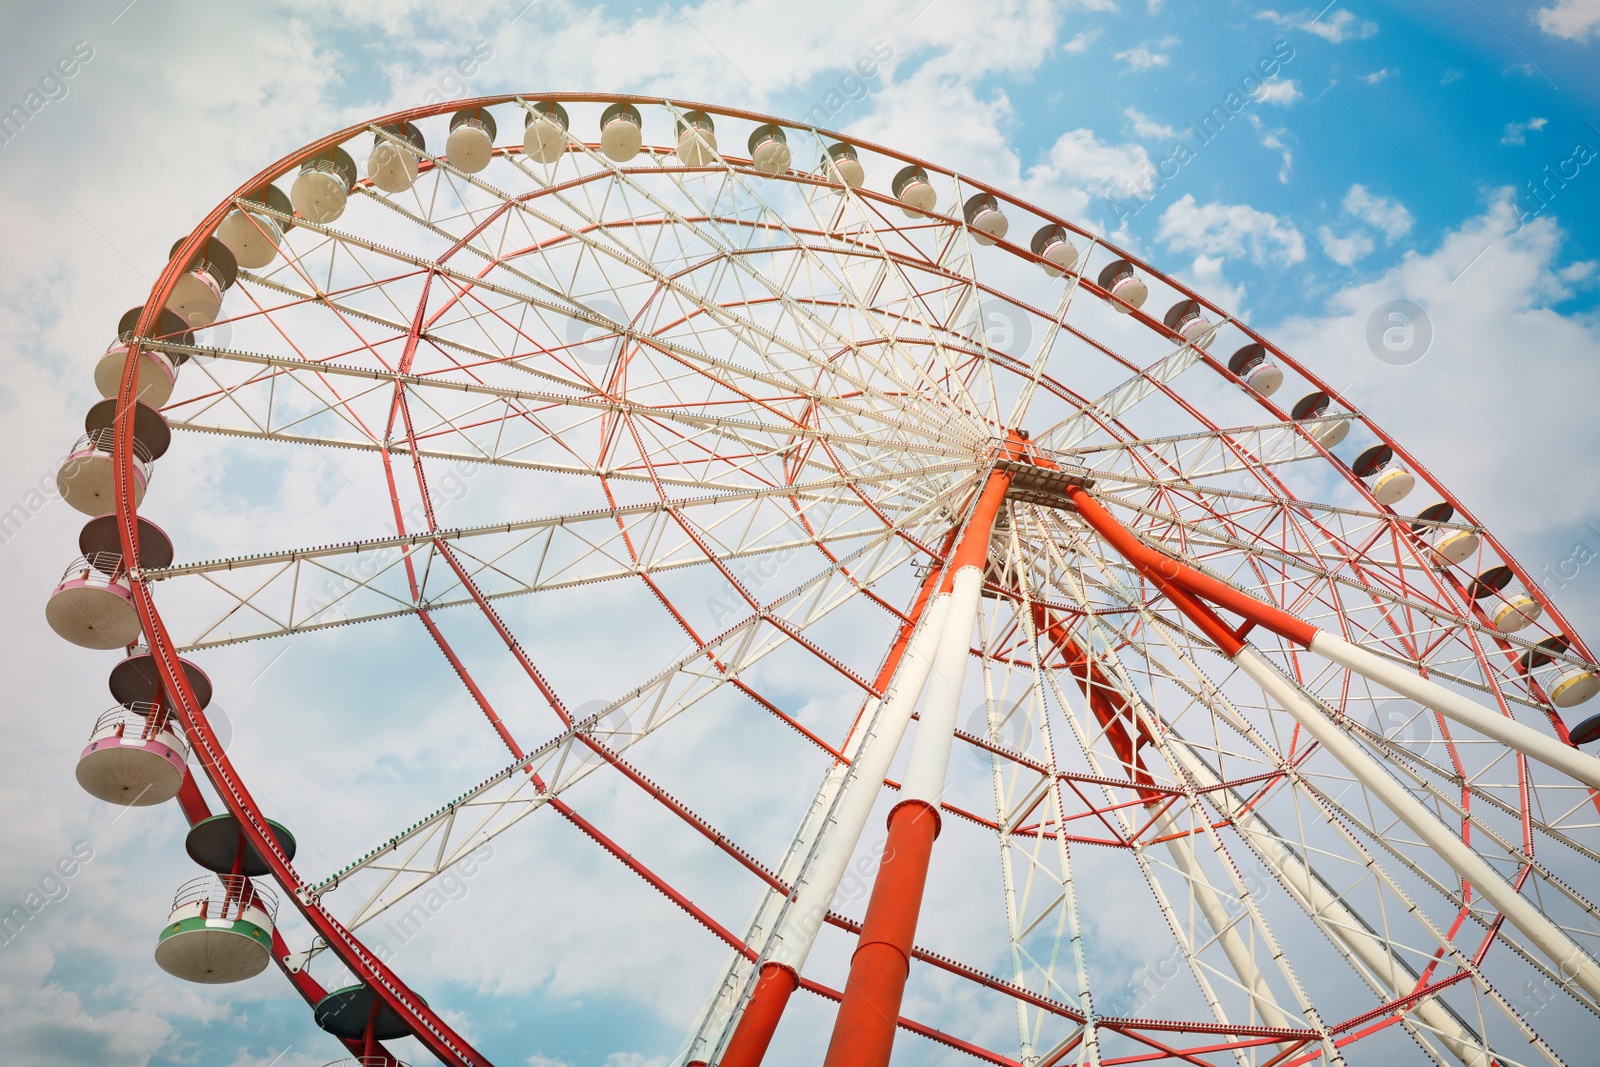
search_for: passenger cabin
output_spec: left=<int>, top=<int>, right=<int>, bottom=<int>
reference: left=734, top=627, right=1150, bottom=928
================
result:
left=1468, top=565, right=1544, bottom=633
left=1227, top=343, right=1283, bottom=397
left=76, top=703, right=188, bottom=806
left=522, top=102, right=567, bottom=164
left=154, top=814, right=298, bottom=984
left=166, top=237, right=237, bottom=329
left=1030, top=224, right=1077, bottom=277
left=1351, top=443, right=1415, bottom=506
left=1516, top=636, right=1600, bottom=709
left=600, top=102, right=643, bottom=162
left=57, top=399, right=171, bottom=516
left=747, top=123, right=791, bottom=174
left=448, top=107, right=498, bottom=172
left=214, top=184, right=292, bottom=269
left=95, top=306, right=192, bottom=408
left=290, top=147, right=358, bottom=224
left=80, top=649, right=209, bottom=808
left=676, top=111, right=717, bottom=167
left=1163, top=299, right=1214, bottom=349
left=962, top=192, right=1009, bottom=246
left=1096, top=259, right=1148, bottom=313
left=891, top=164, right=937, bottom=217
left=367, top=122, right=425, bottom=193
left=315, top=983, right=425, bottom=1046
left=46, top=514, right=172, bottom=650
left=1291, top=390, right=1349, bottom=447
left=824, top=142, right=864, bottom=188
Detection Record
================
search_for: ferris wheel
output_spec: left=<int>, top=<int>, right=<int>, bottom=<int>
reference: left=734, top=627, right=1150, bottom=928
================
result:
left=46, top=93, right=1600, bottom=1067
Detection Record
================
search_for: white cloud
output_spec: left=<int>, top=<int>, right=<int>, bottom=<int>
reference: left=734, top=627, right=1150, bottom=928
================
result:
left=1441, top=67, right=1464, bottom=84
left=527, top=1055, right=575, bottom=1067
left=1257, top=7, right=1378, bottom=41
left=1157, top=194, right=1307, bottom=265
left=1030, top=127, right=1156, bottom=201
left=1255, top=78, right=1302, bottom=105
left=1247, top=113, right=1294, bottom=182
left=0, top=2, right=1093, bottom=1062
left=1178, top=254, right=1249, bottom=316
left=1063, top=30, right=1095, bottom=53
left=1305, top=8, right=1380, bottom=41
left=1119, top=35, right=1180, bottom=70
left=1535, top=0, right=1600, bottom=41
left=1319, top=224, right=1376, bottom=266
left=1270, top=194, right=1600, bottom=559
left=1343, top=184, right=1413, bottom=240
left=603, top=1055, right=670, bottom=1067
left=1501, top=116, right=1550, bottom=144
left=1123, top=106, right=1177, bottom=140
left=1361, top=68, right=1396, bottom=84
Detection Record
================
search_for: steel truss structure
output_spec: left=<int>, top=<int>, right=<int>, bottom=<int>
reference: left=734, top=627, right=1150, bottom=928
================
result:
left=89, top=94, right=1600, bottom=1067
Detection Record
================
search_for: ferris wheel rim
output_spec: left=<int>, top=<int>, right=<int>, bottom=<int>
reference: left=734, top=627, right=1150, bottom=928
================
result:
left=90, top=93, right=1600, bottom=1067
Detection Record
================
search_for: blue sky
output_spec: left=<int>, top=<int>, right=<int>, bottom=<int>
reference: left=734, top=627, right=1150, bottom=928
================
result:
left=5, top=1, right=1600, bottom=1065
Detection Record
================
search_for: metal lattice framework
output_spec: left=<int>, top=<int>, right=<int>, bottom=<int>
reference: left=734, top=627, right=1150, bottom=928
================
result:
left=79, top=94, right=1600, bottom=1067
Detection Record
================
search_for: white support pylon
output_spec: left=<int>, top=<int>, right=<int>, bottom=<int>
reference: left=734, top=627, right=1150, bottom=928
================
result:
left=684, top=590, right=953, bottom=1064
left=768, top=590, right=954, bottom=974
left=1164, top=741, right=1495, bottom=1067
left=1148, top=806, right=1295, bottom=1035
left=898, top=566, right=986, bottom=809
left=1234, top=644, right=1600, bottom=1003
left=1311, top=631, right=1600, bottom=791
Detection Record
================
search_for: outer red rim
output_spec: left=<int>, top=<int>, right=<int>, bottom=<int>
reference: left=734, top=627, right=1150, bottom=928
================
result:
left=109, top=93, right=1593, bottom=1064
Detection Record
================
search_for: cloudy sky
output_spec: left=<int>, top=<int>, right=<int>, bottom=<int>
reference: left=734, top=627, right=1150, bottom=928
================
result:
left=4, top=0, right=1600, bottom=1065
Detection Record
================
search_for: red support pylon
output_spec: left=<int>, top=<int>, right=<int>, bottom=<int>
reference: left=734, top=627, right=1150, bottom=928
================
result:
left=821, top=452, right=1017, bottom=1067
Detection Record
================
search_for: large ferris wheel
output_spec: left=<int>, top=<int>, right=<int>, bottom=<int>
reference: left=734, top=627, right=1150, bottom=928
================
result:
left=46, top=93, right=1600, bottom=1067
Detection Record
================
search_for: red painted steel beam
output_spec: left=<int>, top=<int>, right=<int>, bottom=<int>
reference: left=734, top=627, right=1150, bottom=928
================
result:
left=126, top=202, right=493, bottom=1067
left=797, top=976, right=1024, bottom=1067
left=718, top=530, right=957, bottom=1066
left=822, top=456, right=1017, bottom=1067
left=171, top=745, right=401, bottom=1063
left=1064, top=485, right=1317, bottom=651
left=720, top=962, right=800, bottom=1066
